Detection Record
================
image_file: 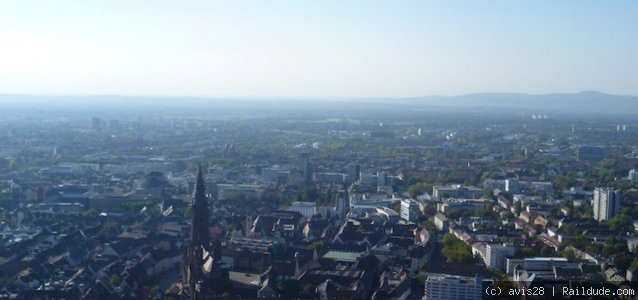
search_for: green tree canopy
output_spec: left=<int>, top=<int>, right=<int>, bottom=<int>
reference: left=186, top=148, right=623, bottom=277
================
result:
left=441, top=233, right=472, bottom=263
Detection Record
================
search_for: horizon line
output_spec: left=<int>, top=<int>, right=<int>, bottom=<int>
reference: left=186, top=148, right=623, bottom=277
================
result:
left=0, top=90, right=637, bottom=101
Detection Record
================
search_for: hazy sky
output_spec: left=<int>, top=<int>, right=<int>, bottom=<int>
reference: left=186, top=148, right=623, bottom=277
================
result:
left=1, top=1, right=637, bottom=98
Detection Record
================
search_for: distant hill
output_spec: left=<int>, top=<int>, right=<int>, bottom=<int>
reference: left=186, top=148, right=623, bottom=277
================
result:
left=397, top=91, right=638, bottom=114
left=1, top=91, right=637, bottom=115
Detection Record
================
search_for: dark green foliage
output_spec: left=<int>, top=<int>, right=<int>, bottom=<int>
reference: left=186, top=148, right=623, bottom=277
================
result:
left=607, top=214, right=632, bottom=232
left=475, top=204, right=497, bottom=218
left=146, top=171, right=170, bottom=188
left=568, top=235, right=589, bottom=250
left=562, top=249, right=575, bottom=261
left=441, top=233, right=472, bottom=263
left=420, top=220, right=437, bottom=235
left=408, top=182, right=432, bottom=198
left=308, top=241, right=323, bottom=251
left=110, top=274, right=121, bottom=287
left=515, top=247, right=538, bottom=257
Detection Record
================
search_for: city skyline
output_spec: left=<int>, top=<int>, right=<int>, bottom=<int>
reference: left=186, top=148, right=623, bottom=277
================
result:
left=4, top=2, right=638, bottom=298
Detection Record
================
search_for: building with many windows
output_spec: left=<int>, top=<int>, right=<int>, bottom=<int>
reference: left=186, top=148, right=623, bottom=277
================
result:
left=484, top=244, right=515, bottom=271
left=423, top=275, right=484, bottom=300
left=288, top=201, right=317, bottom=219
left=593, top=187, right=621, bottom=222
left=313, top=172, right=345, bottom=184
left=506, top=257, right=569, bottom=276
left=432, top=185, right=484, bottom=199
left=216, top=184, right=264, bottom=201
left=400, top=198, right=421, bottom=223
left=504, top=179, right=554, bottom=195
left=346, top=164, right=361, bottom=184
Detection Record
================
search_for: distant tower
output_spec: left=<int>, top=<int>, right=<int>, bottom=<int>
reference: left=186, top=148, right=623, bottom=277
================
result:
left=185, top=166, right=210, bottom=298
left=347, top=164, right=360, bottom=184
left=593, top=187, right=621, bottom=222
left=335, top=189, right=349, bottom=217
left=300, top=153, right=312, bottom=184
left=377, top=171, right=388, bottom=187
left=92, top=117, right=101, bottom=132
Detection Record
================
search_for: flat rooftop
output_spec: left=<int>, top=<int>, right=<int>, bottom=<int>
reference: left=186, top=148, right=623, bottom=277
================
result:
left=322, top=251, right=362, bottom=263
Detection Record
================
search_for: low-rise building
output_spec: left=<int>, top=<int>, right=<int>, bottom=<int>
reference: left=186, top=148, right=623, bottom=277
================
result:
left=433, top=185, right=484, bottom=199
left=288, top=201, right=317, bottom=219
left=217, top=184, right=264, bottom=201
left=434, top=213, right=449, bottom=232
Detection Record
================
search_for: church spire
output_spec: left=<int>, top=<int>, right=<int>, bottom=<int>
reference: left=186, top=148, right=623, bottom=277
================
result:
left=192, top=164, right=209, bottom=245
left=195, top=164, right=206, bottom=203
left=184, top=164, right=211, bottom=299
